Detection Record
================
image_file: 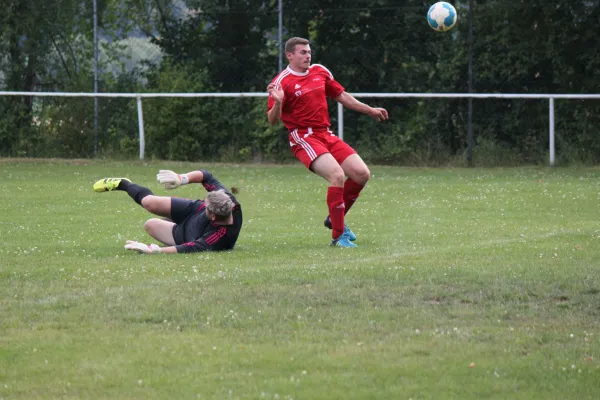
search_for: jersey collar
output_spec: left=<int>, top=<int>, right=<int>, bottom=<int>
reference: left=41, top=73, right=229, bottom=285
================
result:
left=286, top=65, right=310, bottom=76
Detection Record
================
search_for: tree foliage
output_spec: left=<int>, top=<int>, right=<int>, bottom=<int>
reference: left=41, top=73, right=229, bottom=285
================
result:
left=1, top=0, right=600, bottom=164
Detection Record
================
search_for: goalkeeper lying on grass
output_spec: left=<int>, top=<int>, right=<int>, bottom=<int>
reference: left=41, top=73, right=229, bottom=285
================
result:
left=93, top=169, right=242, bottom=254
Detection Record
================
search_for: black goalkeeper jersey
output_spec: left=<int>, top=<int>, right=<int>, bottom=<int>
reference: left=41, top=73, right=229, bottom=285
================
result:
left=171, top=170, right=242, bottom=253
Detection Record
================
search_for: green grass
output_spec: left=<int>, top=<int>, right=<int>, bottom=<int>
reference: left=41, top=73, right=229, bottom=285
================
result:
left=1, top=159, right=599, bottom=399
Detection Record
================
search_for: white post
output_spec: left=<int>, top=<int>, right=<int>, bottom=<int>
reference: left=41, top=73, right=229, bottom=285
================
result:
left=136, top=96, right=145, bottom=160
left=549, top=97, right=555, bottom=166
left=338, top=102, right=344, bottom=141
left=278, top=0, right=283, bottom=72
left=93, top=0, right=99, bottom=155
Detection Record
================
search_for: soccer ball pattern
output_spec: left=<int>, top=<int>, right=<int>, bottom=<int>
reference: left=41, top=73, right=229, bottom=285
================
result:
left=427, top=2, right=457, bottom=32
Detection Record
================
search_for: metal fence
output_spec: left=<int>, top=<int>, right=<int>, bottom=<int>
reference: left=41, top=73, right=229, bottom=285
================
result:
left=3, top=91, right=599, bottom=165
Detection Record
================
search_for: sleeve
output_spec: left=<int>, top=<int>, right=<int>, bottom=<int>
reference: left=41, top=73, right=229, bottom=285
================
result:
left=175, top=227, right=228, bottom=253
left=315, top=64, right=344, bottom=98
left=325, top=76, right=345, bottom=98
left=200, top=170, right=227, bottom=193
left=200, top=170, right=239, bottom=205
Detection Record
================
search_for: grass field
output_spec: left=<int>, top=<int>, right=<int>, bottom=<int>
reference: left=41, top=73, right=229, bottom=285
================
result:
left=1, top=159, right=599, bottom=399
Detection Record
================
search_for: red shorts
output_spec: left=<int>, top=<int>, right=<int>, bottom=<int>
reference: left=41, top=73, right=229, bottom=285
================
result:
left=289, top=128, right=357, bottom=170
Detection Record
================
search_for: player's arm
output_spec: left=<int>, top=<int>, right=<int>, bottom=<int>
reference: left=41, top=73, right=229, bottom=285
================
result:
left=157, top=246, right=178, bottom=254
left=335, top=91, right=389, bottom=122
left=157, top=169, right=223, bottom=191
left=175, top=240, right=212, bottom=253
left=182, top=170, right=205, bottom=184
left=267, top=83, right=284, bottom=125
left=267, top=102, right=282, bottom=125
left=175, top=231, right=227, bottom=253
left=157, top=168, right=237, bottom=201
left=156, top=169, right=204, bottom=189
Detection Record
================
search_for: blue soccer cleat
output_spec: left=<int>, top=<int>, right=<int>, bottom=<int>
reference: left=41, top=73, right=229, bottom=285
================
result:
left=331, top=233, right=358, bottom=248
left=324, top=215, right=357, bottom=241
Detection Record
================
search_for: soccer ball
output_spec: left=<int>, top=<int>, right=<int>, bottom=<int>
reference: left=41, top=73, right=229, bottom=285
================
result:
left=427, top=2, right=457, bottom=32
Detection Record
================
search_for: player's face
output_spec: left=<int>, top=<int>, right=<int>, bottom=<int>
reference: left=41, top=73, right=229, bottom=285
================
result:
left=287, top=44, right=311, bottom=72
left=205, top=202, right=216, bottom=221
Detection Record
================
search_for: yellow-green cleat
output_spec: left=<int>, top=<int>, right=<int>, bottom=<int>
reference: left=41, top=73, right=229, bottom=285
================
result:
left=93, top=177, right=131, bottom=192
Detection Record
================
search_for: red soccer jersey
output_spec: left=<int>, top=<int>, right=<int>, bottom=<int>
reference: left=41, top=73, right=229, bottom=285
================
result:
left=267, top=64, right=345, bottom=131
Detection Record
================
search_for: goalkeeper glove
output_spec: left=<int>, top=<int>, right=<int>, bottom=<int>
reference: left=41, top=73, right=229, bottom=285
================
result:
left=124, top=240, right=162, bottom=254
left=156, top=170, right=189, bottom=190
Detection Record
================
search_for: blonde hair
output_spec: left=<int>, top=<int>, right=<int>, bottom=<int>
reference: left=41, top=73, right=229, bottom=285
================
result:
left=205, top=190, right=234, bottom=220
left=285, top=37, right=310, bottom=54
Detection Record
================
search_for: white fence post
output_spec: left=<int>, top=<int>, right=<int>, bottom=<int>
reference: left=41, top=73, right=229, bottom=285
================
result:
left=549, top=97, right=555, bottom=167
left=338, top=102, right=344, bottom=141
left=136, top=96, right=145, bottom=160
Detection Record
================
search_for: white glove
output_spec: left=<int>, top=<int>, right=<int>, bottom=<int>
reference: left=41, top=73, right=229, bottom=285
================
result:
left=156, top=169, right=189, bottom=190
left=124, top=240, right=162, bottom=254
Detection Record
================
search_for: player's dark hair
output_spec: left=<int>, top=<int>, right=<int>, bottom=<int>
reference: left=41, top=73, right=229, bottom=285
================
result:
left=285, top=37, right=309, bottom=54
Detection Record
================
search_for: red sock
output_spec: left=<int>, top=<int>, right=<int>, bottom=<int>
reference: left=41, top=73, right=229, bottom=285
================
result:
left=343, top=179, right=364, bottom=215
left=327, top=186, right=345, bottom=239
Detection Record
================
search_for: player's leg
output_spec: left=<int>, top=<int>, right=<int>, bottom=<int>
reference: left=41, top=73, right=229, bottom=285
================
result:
left=148, top=198, right=202, bottom=247
left=323, top=139, right=368, bottom=240
left=324, top=154, right=370, bottom=229
left=140, top=196, right=172, bottom=218
left=290, top=131, right=356, bottom=247
left=93, top=177, right=172, bottom=218
left=310, top=154, right=356, bottom=248
left=144, top=218, right=176, bottom=245
left=340, top=153, right=370, bottom=213
left=310, top=152, right=345, bottom=186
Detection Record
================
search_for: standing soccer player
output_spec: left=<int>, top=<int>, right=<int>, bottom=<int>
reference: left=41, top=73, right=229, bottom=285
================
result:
left=267, top=37, right=388, bottom=248
left=92, top=169, right=242, bottom=254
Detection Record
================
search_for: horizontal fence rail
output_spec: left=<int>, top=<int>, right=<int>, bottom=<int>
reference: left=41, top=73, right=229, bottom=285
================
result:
left=2, top=91, right=600, bottom=164
left=3, top=91, right=600, bottom=99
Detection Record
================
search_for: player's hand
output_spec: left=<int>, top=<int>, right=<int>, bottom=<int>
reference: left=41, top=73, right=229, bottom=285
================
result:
left=157, top=169, right=186, bottom=190
left=369, top=107, right=389, bottom=122
left=124, top=240, right=162, bottom=254
left=267, top=83, right=284, bottom=104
